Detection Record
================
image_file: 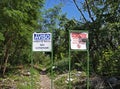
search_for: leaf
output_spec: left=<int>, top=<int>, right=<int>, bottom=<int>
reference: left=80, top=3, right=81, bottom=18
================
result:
left=0, top=32, right=4, bottom=41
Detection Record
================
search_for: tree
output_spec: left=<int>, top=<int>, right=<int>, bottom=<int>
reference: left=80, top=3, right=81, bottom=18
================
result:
left=59, top=0, right=120, bottom=75
left=74, top=0, right=120, bottom=75
left=39, top=4, right=82, bottom=73
left=0, top=0, right=44, bottom=76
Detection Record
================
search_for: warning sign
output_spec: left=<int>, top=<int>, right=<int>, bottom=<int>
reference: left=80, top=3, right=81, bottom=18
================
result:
left=70, top=32, right=88, bottom=50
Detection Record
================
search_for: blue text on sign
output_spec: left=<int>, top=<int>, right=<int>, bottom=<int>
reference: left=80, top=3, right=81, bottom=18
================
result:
left=34, top=33, right=51, bottom=41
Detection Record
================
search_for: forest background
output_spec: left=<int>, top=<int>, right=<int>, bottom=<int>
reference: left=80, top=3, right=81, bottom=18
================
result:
left=0, top=0, right=120, bottom=89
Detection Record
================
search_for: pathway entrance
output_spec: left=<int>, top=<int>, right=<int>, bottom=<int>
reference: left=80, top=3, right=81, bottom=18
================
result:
left=40, top=74, right=51, bottom=89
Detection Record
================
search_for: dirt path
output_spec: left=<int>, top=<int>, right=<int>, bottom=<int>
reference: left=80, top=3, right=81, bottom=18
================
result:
left=40, top=74, right=51, bottom=89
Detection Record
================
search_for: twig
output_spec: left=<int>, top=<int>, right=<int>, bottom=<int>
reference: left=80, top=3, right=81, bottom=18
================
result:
left=85, top=0, right=95, bottom=22
left=72, top=0, right=87, bottom=22
left=107, top=81, right=113, bottom=89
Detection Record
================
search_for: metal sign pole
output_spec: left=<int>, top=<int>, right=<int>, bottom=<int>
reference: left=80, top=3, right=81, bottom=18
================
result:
left=87, top=35, right=90, bottom=89
left=69, top=30, right=71, bottom=89
left=31, top=36, right=34, bottom=89
left=51, top=31, right=54, bottom=89
left=31, top=53, right=34, bottom=89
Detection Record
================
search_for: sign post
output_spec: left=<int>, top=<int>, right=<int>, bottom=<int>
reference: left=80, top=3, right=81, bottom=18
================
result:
left=69, top=30, right=89, bottom=89
left=87, top=38, right=89, bottom=89
left=32, top=32, right=53, bottom=89
left=68, top=30, right=71, bottom=89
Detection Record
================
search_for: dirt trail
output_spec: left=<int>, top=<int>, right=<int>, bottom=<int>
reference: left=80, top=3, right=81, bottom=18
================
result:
left=40, top=74, right=51, bottom=89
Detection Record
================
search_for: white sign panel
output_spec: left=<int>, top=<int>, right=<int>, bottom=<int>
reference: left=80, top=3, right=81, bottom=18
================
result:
left=32, top=33, right=52, bottom=52
left=70, top=32, right=88, bottom=50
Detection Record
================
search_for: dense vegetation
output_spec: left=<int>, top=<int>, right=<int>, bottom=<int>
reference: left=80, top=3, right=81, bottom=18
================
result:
left=0, top=0, right=44, bottom=76
left=0, top=0, right=120, bottom=89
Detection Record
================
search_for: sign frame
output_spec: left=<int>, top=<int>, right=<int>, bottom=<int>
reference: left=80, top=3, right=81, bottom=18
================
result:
left=32, top=32, right=52, bottom=52
left=70, top=30, right=88, bottom=51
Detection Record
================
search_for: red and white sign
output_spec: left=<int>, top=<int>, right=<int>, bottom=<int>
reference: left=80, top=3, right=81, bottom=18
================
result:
left=70, top=32, right=88, bottom=50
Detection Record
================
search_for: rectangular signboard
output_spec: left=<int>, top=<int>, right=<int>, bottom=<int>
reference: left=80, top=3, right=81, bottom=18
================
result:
left=70, top=31, right=88, bottom=50
left=32, top=33, right=52, bottom=52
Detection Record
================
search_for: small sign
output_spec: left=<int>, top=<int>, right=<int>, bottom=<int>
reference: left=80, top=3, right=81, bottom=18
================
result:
left=32, top=33, right=52, bottom=51
left=70, top=31, right=88, bottom=50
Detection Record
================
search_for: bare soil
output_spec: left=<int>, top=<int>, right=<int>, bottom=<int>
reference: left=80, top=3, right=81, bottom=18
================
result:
left=40, top=74, right=51, bottom=89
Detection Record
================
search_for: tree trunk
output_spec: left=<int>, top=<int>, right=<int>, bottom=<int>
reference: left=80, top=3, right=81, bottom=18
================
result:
left=2, top=47, right=9, bottom=77
left=2, top=36, right=12, bottom=77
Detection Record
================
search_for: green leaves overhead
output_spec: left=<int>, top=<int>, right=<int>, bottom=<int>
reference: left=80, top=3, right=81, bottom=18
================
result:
left=3, top=8, right=28, bottom=21
left=0, top=0, right=45, bottom=75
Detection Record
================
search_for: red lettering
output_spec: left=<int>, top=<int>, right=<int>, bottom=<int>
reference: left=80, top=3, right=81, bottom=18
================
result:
left=71, top=32, right=87, bottom=38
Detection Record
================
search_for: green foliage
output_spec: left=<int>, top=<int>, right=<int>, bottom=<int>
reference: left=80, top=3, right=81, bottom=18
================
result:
left=17, top=84, right=31, bottom=89
left=80, top=0, right=120, bottom=76
left=0, top=0, right=45, bottom=75
left=33, top=52, right=51, bottom=69
left=54, top=75, right=69, bottom=89
left=97, top=47, right=120, bottom=76
left=0, top=33, right=4, bottom=41
left=40, top=4, right=89, bottom=75
left=54, top=70, right=87, bottom=89
left=71, top=51, right=88, bottom=71
left=39, top=4, right=71, bottom=74
left=0, top=67, right=41, bottom=89
left=0, top=0, right=119, bottom=80
left=54, top=58, right=69, bottom=74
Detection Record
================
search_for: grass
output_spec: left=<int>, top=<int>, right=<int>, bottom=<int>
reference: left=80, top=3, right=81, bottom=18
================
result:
left=0, top=66, right=41, bottom=89
left=54, top=70, right=87, bottom=89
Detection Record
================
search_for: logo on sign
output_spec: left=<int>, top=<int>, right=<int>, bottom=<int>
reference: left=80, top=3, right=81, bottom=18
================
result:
left=34, top=34, right=51, bottom=41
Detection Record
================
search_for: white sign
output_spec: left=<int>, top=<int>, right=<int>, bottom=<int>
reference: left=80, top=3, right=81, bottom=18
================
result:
left=32, top=33, right=52, bottom=51
left=70, top=32, right=88, bottom=50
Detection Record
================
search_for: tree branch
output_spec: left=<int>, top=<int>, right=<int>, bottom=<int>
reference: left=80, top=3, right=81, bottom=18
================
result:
left=73, top=0, right=87, bottom=22
left=85, top=0, right=95, bottom=22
